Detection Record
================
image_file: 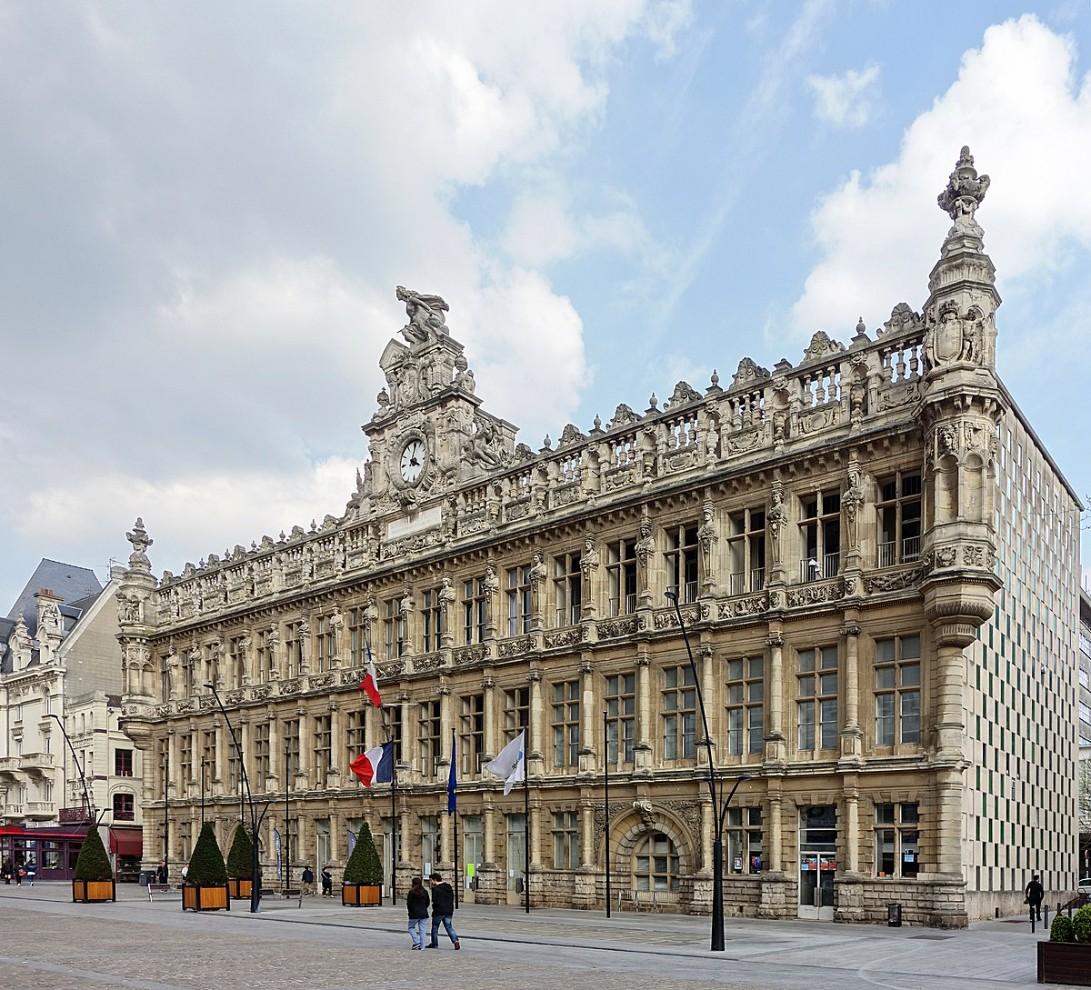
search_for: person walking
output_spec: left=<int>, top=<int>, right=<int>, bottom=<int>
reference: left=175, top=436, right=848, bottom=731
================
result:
left=301, top=865, right=315, bottom=895
left=321, top=867, right=333, bottom=897
left=1025, top=874, right=1044, bottom=922
left=406, top=876, right=430, bottom=950
left=1, top=858, right=12, bottom=884
left=157, top=861, right=168, bottom=885
left=426, top=873, right=461, bottom=950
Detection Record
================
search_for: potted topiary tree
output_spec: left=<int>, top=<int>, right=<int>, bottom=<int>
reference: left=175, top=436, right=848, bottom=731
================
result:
left=182, top=822, right=230, bottom=912
left=1038, top=905, right=1091, bottom=985
left=72, top=827, right=115, bottom=903
left=342, top=821, right=383, bottom=906
left=226, top=824, right=255, bottom=900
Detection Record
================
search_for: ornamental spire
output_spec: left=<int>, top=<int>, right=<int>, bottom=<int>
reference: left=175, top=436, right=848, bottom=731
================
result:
left=937, top=145, right=990, bottom=224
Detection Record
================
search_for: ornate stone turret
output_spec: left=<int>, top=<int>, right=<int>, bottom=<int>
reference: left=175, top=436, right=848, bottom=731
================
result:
left=117, top=518, right=159, bottom=732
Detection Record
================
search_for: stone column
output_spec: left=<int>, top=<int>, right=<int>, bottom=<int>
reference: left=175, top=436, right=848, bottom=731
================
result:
left=168, top=729, right=180, bottom=796
left=701, top=798, right=714, bottom=875
left=843, top=780, right=859, bottom=874
left=935, top=768, right=963, bottom=876
left=215, top=725, right=226, bottom=791
left=483, top=804, right=496, bottom=866
left=329, top=704, right=341, bottom=778
left=764, top=630, right=785, bottom=764
left=296, top=711, right=310, bottom=789
left=329, top=816, right=341, bottom=868
left=839, top=617, right=862, bottom=762
left=579, top=658, right=596, bottom=773
left=580, top=801, right=595, bottom=868
left=529, top=670, right=544, bottom=770
left=483, top=676, right=497, bottom=762
left=529, top=799, right=541, bottom=868
left=635, top=652, right=652, bottom=772
left=268, top=715, right=280, bottom=790
left=698, top=642, right=716, bottom=770
left=767, top=790, right=783, bottom=873
left=399, top=694, right=412, bottom=768
left=439, top=681, right=452, bottom=765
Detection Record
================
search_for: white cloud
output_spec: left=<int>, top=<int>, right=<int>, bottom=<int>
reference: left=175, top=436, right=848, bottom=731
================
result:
left=807, top=63, right=881, bottom=128
left=792, top=15, right=1091, bottom=337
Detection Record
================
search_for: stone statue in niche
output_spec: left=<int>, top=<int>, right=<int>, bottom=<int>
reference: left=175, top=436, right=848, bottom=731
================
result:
left=635, top=511, right=655, bottom=571
left=767, top=481, right=786, bottom=569
left=396, top=286, right=450, bottom=343
left=464, top=418, right=506, bottom=470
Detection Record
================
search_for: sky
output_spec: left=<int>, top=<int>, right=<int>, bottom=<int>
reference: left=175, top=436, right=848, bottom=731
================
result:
left=2, top=1, right=1090, bottom=608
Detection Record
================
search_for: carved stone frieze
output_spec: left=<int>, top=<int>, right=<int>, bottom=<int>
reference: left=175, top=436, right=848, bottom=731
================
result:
left=653, top=603, right=708, bottom=629
left=597, top=615, right=646, bottom=639
left=717, top=594, right=768, bottom=620
left=455, top=645, right=489, bottom=666
left=543, top=628, right=584, bottom=649
left=414, top=652, right=445, bottom=673
left=604, top=466, right=636, bottom=491
left=785, top=579, right=851, bottom=608
left=552, top=482, right=582, bottom=508
left=308, top=672, right=336, bottom=690
left=726, top=427, right=764, bottom=455
left=250, top=684, right=273, bottom=701
left=377, top=660, right=406, bottom=679
left=498, top=637, right=535, bottom=659
left=279, top=678, right=302, bottom=696
left=864, top=568, right=923, bottom=594
left=664, top=799, right=703, bottom=837
left=802, top=331, right=845, bottom=364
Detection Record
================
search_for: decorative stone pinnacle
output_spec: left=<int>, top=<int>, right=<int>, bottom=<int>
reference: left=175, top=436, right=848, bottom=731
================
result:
left=937, top=145, right=990, bottom=222
left=125, top=517, right=153, bottom=573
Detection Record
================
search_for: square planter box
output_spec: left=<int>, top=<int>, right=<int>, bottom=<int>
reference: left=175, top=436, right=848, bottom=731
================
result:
left=342, top=883, right=382, bottom=907
left=72, top=879, right=116, bottom=903
left=1038, top=941, right=1091, bottom=985
left=182, top=883, right=231, bottom=912
left=227, top=878, right=253, bottom=900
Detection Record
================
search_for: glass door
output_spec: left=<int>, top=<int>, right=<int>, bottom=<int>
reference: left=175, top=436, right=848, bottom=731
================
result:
left=505, top=813, right=526, bottom=905
left=798, top=852, right=836, bottom=920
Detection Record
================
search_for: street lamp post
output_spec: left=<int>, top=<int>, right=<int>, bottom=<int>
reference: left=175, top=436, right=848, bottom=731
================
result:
left=665, top=591, right=750, bottom=952
left=205, top=682, right=271, bottom=913
left=46, top=713, right=94, bottom=824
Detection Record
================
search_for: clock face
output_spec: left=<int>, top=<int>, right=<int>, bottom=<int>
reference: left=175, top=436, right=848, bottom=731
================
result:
left=399, top=438, right=426, bottom=484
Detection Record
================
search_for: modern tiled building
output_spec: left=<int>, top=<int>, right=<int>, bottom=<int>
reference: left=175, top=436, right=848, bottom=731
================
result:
left=1079, top=588, right=1091, bottom=878
left=118, top=148, right=1082, bottom=925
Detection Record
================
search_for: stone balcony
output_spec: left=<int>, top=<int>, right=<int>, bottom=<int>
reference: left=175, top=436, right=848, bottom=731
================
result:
left=25, top=801, right=53, bottom=819
left=0, top=802, right=25, bottom=819
left=19, top=752, right=54, bottom=772
left=0, top=756, right=20, bottom=773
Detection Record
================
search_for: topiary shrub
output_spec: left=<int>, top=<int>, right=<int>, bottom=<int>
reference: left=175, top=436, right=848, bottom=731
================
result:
left=186, top=822, right=228, bottom=886
left=73, top=827, right=113, bottom=882
left=1050, top=913, right=1074, bottom=943
left=343, top=821, right=383, bottom=885
left=226, top=825, right=254, bottom=880
left=1073, top=904, right=1091, bottom=943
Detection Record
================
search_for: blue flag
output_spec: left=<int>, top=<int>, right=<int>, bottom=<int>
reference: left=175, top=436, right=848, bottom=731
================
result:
left=447, top=730, right=457, bottom=814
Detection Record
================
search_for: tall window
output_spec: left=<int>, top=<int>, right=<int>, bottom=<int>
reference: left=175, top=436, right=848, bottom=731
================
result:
left=874, top=635, right=921, bottom=745
left=382, top=598, right=406, bottom=659
left=634, top=832, right=680, bottom=892
left=551, top=681, right=580, bottom=769
left=201, top=729, right=217, bottom=781
left=390, top=705, right=403, bottom=762
left=726, top=807, right=763, bottom=874
left=797, top=646, right=838, bottom=751
left=421, top=588, right=445, bottom=652
left=180, top=734, right=193, bottom=782
left=664, top=522, right=700, bottom=603
left=605, top=673, right=636, bottom=764
left=553, top=551, right=583, bottom=626
left=460, top=694, right=485, bottom=776
left=463, top=576, right=487, bottom=645
left=874, top=802, right=919, bottom=878
left=285, top=622, right=302, bottom=677
left=419, top=700, right=441, bottom=777
left=254, top=722, right=270, bottom=788
left=662, top=666, right=697, bottom=760
left=283, top=719, right=300, bottom=783
left=877, top=471, right=922, bottom=566
left=227, top=742, right=240, bottom=793
left=348, top=606, right=367, bottom=666
left=504, top=687, right=529, bottom=742
left=552, top=811, right=580, bottom=868
left=228, top=635, right=246, bottom=688
left=799, top=488, right=841, bottom=582
left=727, top=507, right=766, bottom=594
left=346, top=708, right=367, bottom=757
left=257, top=629, right=274, bottom=682
left=421, top=816, right=438, bottom=876
left=114, top=749, right=133, bottom=777
left=606, top=537, right=638, bottom=615
left=507, top=565, right=532, bottom=636
left=313, top=715, right=332, bottom=778
left=112, top=792, right=134, bottom=821
left=726, top=656, right=764, bottom=756
left=315, top=616, right=335, bottom=671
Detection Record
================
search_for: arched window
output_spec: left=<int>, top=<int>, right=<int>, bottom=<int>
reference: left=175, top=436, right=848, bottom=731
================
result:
left=633, top=831, right=680, bottom=892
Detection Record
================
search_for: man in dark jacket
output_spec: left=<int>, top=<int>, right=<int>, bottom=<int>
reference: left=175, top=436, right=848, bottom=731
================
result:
left=427, top=873, right=460, bottom=949
left=1025, top=874, right=1044, bottom=921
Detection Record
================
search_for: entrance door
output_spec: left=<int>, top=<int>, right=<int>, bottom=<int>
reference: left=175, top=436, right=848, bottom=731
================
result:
left=382, top=824, right=394, bottom=898
left=505, top=813, right=526, bottom=906
left=798, top=853, right=836, bottom=920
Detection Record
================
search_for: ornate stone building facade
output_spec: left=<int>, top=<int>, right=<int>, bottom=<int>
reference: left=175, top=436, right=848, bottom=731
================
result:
left=118, top=148, right=1081, bottom=925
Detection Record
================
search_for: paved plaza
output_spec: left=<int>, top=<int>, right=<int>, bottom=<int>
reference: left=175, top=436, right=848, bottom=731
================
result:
left=0, top=883, right=1062, bottom=990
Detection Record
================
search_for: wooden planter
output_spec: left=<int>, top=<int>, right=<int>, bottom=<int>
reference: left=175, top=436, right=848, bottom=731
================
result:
left=342, top=883, right=382, bottom=907
left=1037, top=941, right=1091, bottom=985
left=182, top=883, right=231, bottom=912
left=227, top=878, right=253, bottom=899
left=72, top=879, right=116, bottom=903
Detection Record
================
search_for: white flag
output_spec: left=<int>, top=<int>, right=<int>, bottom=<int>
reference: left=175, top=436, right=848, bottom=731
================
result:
left=484, top=729, right=525, bottom=795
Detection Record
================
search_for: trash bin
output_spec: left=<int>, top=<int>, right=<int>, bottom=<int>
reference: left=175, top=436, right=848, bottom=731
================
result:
left=887, top=902, right=902, bottom=927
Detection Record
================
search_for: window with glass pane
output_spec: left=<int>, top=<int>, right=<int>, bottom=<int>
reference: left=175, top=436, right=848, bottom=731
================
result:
left=348, top=606, right=367, bottom=666
left=726, top=806, right=763, bottom=874
left=662, top=666, right=697, bottom=760
left=504, top=687, right=529, bottom=743
left=552, top=811, right=581, bottom=868
left=421, top=588, right=444, bottom=652
left=877, top=471, right=922, bottom=566
left=798, top=488, right=841, bottom=582
left=726, top=656, right=764, bottom=755
left=256, top=629, right=274, bottom=683
left=346, top=708, right=367, bottom=758
left=874, top=635, right=921, bottom=745
left=607, top=538, right=638, bottom=615
left=313, top=715, right=332, bottom=777
left=283, top=719, right=300, bottom=781
left=460, top=694, right=484, bottom=776
left=605, top=673, right=636, bottom=764
left=507, top=565, right=532, bottom=636
left=389, top=704, right=403, bottom=763
left=315, top=615, right=333, bottom=671
left=228, top=635, right=246, bottom=688
left=113, top=792, right=135, bottom=821
left=551, top=681, right=580, bottom=768
left=419, top=700, right=441, bottom=777
left=874, top=802, right=920, bottom=878
left=286, top=621, right=302, bottom=677
left=463, top=577, right=487, bottom=645
left=727, top=507, right=766, bottom=594
left=254, top=722, right=270, bottom=788
left=634, top=832, right=680, bottom=892
left=114, top=748, right=133, bottom=777
left=180, top=733, right=193, bottom=782
left=553, top=551, right=583, bottom=627
left=382, top=598, right=406, bottom=659
left=797, top=646, right=838, bottom=751
left=664, top=522, right=700, bottom=603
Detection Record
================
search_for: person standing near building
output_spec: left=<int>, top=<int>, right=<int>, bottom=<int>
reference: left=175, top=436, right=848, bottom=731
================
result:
left=1025, top=874, right=1044, bottom=921
left=406, top=876, right=430, bottom=950
left=321, top=866, right=333, bottom=897
left=427, top=873, right=460, bottom=949
left=301, top=865, right=315, bottom=895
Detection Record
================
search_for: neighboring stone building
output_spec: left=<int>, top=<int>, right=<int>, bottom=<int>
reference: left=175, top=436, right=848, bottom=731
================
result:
left=0, top=560, right=144, bottom=878
left=118, top=148, right=1082, bottom=925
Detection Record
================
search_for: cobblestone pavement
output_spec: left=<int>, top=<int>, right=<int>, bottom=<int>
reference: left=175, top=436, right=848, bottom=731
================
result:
left=0, top=884, right=1055, bottom=990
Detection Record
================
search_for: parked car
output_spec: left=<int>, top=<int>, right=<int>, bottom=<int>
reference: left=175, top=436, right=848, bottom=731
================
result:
left=1078, top=877, right=1091, bottom=895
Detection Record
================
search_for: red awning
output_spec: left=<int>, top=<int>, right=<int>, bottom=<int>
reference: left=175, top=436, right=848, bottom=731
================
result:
left=109, top=828, right=143, bottom=858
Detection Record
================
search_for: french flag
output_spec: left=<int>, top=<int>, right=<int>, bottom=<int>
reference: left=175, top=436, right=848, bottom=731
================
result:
left=349, top=742, right=394, bottom=788
left=359, top=644, right=382, bottom=708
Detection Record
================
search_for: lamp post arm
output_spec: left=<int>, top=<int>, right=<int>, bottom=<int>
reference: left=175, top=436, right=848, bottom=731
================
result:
left=206, top=683, right=256, bottom=823
left=718, top=775, right=749, bottom=837
left=47, top=713, right=94, bottom=823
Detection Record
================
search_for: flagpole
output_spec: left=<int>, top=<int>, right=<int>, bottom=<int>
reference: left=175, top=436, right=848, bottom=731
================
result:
left=454, top=809, right=460, bottom=910
left=450, top=728, right=460, bottom=910
left=604, top=707, right=611, bottom=919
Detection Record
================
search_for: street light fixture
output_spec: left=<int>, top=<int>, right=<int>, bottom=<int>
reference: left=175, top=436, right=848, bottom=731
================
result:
left=664, top=590, right=750, bottom=952
left=46, top=713, right=94, bottom=825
